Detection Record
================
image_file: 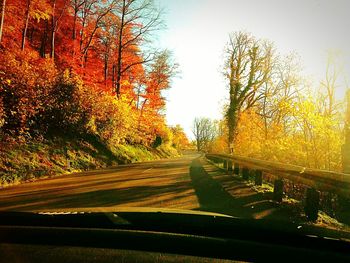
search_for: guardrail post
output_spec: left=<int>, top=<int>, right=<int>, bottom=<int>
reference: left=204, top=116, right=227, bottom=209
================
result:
left=304, top=188, right=320, bottom=221
left=242, top=167, right=249, bottom=180
left=255, top=170, right=263, bottom=186
left=273, top=179, right=283, bottom=202
left=233, top=163, right=240, bottom=175
left=223, top=160, right=228, bottom=169
left=227, top=160, right=233, bottom=174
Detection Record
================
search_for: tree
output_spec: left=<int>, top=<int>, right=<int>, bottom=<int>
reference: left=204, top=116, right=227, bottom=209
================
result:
left=318, top=51, right=343, bottom=117
left=21, top=0, right=51, bottom=51
left=258, top=53, right=301, bottom=139
left=210, top=119, right=229, bottom=153
left=136, top=50, right=177, bottom=142
left=71, top=0, right=85, bottom=40
left=170, top=124, right=189, bottom=149
left=224, top=32, right=275, bottom=152
left=22, top=0, right=31, bottom=50
left=142, top=49, right=178, bottom=112
left=317, top=52, right=343, bottom=169
left=192, top=117, right=217, bottom=152
left=78, top=0, right=115, bottom=66
left=114, top=0, right=162, bottom=97
left=99, top=11, right=119, bottom=86
left=0, top=0, right=176, bottom=153
left=0, top=0, right=6, bottom=44
left=50, top=0, right=68, bottom=59
left=343, top=90, right=350, bottom=173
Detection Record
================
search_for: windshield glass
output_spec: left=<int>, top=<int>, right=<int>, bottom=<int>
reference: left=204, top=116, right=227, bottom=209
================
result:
left=1, top=0, right=350, bottom=237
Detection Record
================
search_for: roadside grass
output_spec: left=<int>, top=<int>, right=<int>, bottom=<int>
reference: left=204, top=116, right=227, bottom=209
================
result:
left=0, top=135, right=179, bottom=188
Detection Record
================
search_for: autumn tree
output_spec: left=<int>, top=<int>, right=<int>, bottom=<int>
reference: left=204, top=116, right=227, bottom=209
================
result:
left=71, top=0, right=85, bottom=40
left=217, top=49, right=346, bottom=171
left=21, top=0, right=51, bottom=51
left=210, top=119, right=229, bottom=153
left=0, top=0, right=39, bottom=49
left=99, top=11, right=119, bottom=86
left=141, top=50, right=178, bottom=112
left=343, top=90, right=350, bottom=173
left=22, top=0, right=31, bottom=50
left=0, top=48, right=57, bottom=135
left=316, top=52, right=344, bottom=169
left=114, top=0, right=162, bottom=97
left=285, top=52, right=344, bottom=169
left=0, top=0, right=177, bottom=154
left=0, top=0, right=6, bottom=44
left=192, top=117, right=217, bottom=152
left=78, top=0, right=116, bottom=66
left=224, top=32, right=275, bottom=152
left=170, top=124, right=189, bottom=149
left=136, top=50, right=178, bottom=145
left=50, top=0, right=69, bottom=58
left=258, top=53, right=301, bottom=139
left=318, top=52, right=343, bottom=117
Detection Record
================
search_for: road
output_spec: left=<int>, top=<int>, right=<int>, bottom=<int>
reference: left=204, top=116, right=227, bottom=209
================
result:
left=0, top=154, right=201, bottom=211
left=0, top=154, right=303, bottom=222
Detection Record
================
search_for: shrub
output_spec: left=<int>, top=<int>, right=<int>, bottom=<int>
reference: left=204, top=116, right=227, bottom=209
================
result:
left=0, top=48, right=56, bottom=136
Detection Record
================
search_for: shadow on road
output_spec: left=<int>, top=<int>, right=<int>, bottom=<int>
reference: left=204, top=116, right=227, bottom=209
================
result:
left=189, top=158, right=302, bottom=222
left=0, top=154, right=303, bottom=223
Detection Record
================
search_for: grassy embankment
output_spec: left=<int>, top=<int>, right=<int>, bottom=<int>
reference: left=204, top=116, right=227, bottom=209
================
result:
left=0, top=134, right=178, bottom=187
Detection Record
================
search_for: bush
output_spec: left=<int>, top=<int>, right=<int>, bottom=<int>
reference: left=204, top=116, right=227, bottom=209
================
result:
left=0, top=48, right=57, bottom=136
left=84, top=92, right=137, bottom=145
left=39, top=69, right=87, bottom=134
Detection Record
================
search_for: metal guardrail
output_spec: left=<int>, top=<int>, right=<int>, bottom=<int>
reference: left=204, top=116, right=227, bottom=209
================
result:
left=206, top=153, right=350, bottom=221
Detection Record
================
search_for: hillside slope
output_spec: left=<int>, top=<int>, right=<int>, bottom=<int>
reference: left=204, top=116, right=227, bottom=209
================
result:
left=0, top=134, right=178, bottom=187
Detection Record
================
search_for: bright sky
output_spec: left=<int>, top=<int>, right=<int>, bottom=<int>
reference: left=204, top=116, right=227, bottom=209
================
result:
left=155, top=0, right=350, bottom=139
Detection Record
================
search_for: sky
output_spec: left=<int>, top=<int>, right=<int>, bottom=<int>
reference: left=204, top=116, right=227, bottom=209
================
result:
left=154, top=0, right=350, bottom=139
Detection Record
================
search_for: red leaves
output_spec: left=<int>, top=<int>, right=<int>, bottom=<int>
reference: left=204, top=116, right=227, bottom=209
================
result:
left=0, top=47, right=56, bottom=134
left=0, top=0, right=183, bottom=149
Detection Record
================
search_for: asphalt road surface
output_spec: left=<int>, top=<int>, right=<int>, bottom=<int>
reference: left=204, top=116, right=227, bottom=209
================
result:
left=0, top=154, right=202, bottom=212
left=0, top=154, right=303, bottom=222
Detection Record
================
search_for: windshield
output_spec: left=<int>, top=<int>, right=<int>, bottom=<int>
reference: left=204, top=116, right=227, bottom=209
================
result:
left=1, top=0, right=350, bottom=237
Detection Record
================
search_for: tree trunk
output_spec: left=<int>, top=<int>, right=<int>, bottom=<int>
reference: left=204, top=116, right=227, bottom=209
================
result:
left=40, top=20, right=48, bottom=57
left=227, top=98, right=238, bottom=153
left=0, top=0, right=6, bottom=44
left=104, top=54, right=108, bottom=86
left=112, top=64, right=116, bottom=92
left=50, top=0, right=57, bottom=59
left=51, top=29, right=55, bottom=58
left=72, top=7, right=77, bottom=58
left=21, top=0, right=30, bottom=51
left=138, top=99, right=148, bottom=129
left=136, top=84, right=141, bottom=109
left=73, top=9, right=77, bottom=40
left=116, top=0, right=126, bottom=98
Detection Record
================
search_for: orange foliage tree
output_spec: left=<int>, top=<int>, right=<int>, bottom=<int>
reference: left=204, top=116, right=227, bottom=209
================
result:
left=0, top=0, right=179, bottom=151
